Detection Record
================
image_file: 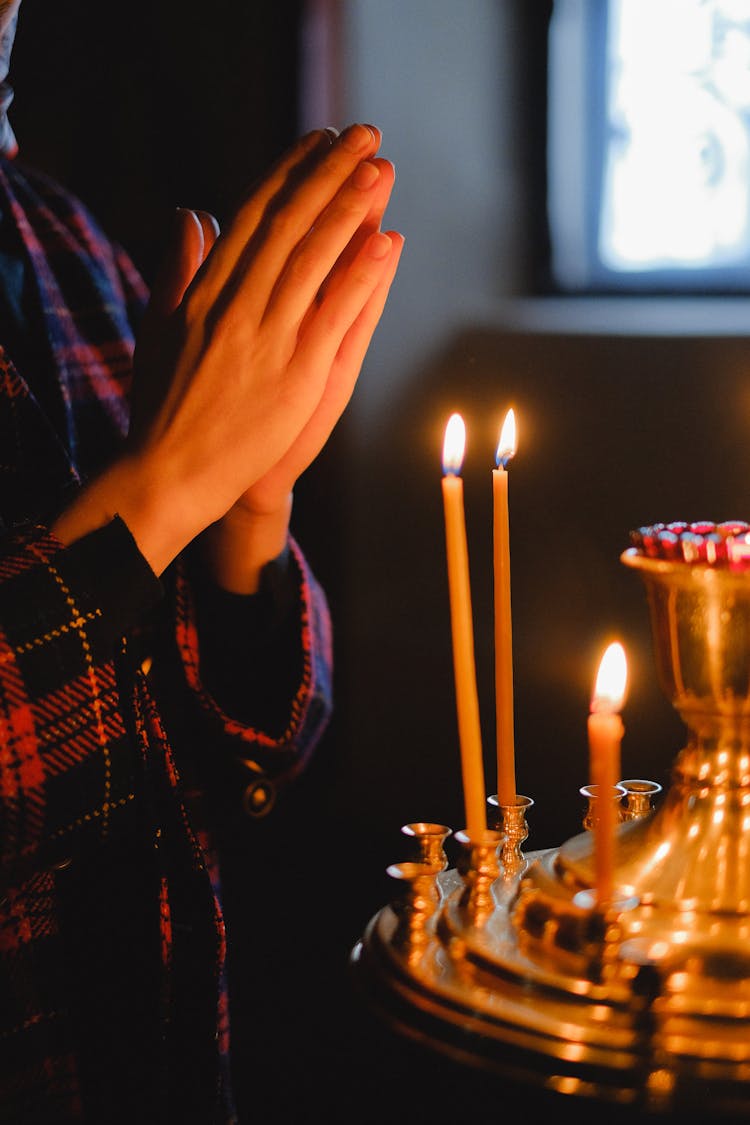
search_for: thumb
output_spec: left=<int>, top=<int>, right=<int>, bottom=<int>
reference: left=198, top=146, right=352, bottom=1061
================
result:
left=148, top=207, right=215, bottom=320
left=131, top=208, right=219, bottom=442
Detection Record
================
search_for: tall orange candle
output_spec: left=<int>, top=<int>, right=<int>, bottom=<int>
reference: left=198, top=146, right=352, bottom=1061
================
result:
left=587, top=641, right=627, bottom=907
left=493, top=408, right=517, bottom=806
left=441, top=413, right=487, bottom=840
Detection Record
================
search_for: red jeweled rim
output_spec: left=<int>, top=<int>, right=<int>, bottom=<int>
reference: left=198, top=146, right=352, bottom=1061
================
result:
left=627, top=520, right=750, bottom=567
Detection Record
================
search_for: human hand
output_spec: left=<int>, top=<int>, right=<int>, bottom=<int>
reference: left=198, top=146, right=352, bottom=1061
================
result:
left=60, top=123, right=402, bottom=577
left=126, top=124, right=402, bottom=585
left=134, top=165, right=401, bottom=515
left=201, top=133, right=403, bottom=589
left=229, top=150, right=402, bottom=519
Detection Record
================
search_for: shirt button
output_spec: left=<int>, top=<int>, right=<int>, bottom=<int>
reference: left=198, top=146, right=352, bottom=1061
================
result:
left=242, top=777, right=276, bottom=818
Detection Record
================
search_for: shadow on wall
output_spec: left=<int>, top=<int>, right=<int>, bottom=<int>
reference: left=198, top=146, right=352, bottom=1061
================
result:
left=327, top=325, right=750, bottom=893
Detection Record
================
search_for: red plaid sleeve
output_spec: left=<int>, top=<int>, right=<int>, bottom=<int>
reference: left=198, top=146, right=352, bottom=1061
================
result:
left=0, top=517, right=163, bottom=880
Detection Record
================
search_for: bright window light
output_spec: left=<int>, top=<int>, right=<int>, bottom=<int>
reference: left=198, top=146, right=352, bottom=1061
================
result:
left=601, top=0, right=750, bottom=272
left=547, top=0, right=750, bottom=290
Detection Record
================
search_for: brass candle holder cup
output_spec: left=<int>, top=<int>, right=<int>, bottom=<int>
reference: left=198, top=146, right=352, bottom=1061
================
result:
left=352, top=536, right=750, bottom=1116
left=579, top=782, right=627, bottom=831
left=618, top=778, right=663, bottom=821
left=454, top=828, right=503, bottom=925
left=386, top=861, right=441, bottom=963
left=487, top=792, right=534, bottom=876
left=400, top=821, right=451, bottom=873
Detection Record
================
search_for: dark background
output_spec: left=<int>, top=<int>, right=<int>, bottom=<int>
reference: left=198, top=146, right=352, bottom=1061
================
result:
left=9, top=2, right=750, bottom=1121
left=9, top=0, right=305, bottom=280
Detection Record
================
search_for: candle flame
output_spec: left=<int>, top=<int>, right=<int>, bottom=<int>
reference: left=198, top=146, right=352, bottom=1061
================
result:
left=591, top=642, right=627, bottom=713
left=496, top=408, right=517, bottom=468
left=442, top=413, right=466, bottom=475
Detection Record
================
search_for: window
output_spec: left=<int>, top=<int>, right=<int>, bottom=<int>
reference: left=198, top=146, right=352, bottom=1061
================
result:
left=548, top=0, right=750, bottom=292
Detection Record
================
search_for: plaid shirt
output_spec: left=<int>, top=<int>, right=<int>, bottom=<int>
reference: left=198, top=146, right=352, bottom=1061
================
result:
left=0, top=155, right=333, bottom=1123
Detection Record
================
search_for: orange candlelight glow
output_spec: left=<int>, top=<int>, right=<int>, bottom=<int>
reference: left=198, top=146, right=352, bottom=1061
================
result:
left=493, top=408, right=517, bottom=807
left=588, top=641, right=627, bottom=907
left=441, top=413, right=487, bottom=840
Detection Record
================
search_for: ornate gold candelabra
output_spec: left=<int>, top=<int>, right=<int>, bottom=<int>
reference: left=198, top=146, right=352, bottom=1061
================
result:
left=351, top=535, right=750, bottom=1116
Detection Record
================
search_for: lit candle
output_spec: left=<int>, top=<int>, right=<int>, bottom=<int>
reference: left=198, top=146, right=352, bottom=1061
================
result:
left=587, top=641, right=627, bottom=907
left=441, top=413, right=487, bottom=840
left=493, top=408, right=517, bottom=807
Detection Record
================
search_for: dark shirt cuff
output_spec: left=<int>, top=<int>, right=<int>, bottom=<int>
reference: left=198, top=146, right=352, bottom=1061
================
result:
left=189, top=546, right=303, bottom=731
left=54, top=515, right=164, bottom=643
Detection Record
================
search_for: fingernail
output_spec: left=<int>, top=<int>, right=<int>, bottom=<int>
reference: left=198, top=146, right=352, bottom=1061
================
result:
left=368, top=232, right=392, bottom=259
left=363, top=123, right=381, bottom=144
left=341, top=123, right=373, bottom=153
left=172, top=206, right=195, bottom=236
left=324, top=126, right=340, bottom=143
left=352, top=161, right=380, bottom=190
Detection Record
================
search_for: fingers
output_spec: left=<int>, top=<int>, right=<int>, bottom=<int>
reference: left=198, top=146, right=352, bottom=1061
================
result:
left=147, top=208, right=205, bottom=320
left=131, top=207, right=220, bottom=439
left=292, top=227, right=403, bottom=378
left=147, top=207, right=221, bottom=320
left=350, top=152, right=395, bottom=239
left=242, top=127, right=342, bottom=222
left=195, top=210, right=220, bottom=260
left=261, top=230, right=403, bottom=487
left=196, top=124, right=381, bottom=314
left=260, top=156, right=395, bottom=333
left=307, top=158, right=396, bottom=314
left=230, top=224, right=402, bottom=519
left=332, top=231, right=405, bottom=377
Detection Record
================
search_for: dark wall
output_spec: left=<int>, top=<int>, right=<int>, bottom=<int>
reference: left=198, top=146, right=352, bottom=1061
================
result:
left=9, top=0, right=303, bottom=282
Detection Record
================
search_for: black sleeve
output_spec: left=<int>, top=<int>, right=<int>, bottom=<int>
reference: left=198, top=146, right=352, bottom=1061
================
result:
left=187, top=546, right=303, bottom=737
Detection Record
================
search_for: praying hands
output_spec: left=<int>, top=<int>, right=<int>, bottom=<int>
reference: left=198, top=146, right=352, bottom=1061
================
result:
left=53, top=123, right=403, bottom=590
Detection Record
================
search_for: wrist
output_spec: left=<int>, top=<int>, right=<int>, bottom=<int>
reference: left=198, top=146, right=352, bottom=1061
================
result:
left=199, top=494, right=293, bottom=594
left=51, top=452, right=206, bottom=576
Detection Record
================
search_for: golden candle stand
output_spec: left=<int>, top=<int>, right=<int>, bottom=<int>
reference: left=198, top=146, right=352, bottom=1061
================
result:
left=351, top=536, right=750, bottom=1118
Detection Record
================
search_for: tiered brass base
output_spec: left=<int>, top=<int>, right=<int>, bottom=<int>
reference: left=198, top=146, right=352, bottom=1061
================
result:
left=352, top=546, right=750, bottom=1117
left=352, top=807, right=750, bottom=1117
